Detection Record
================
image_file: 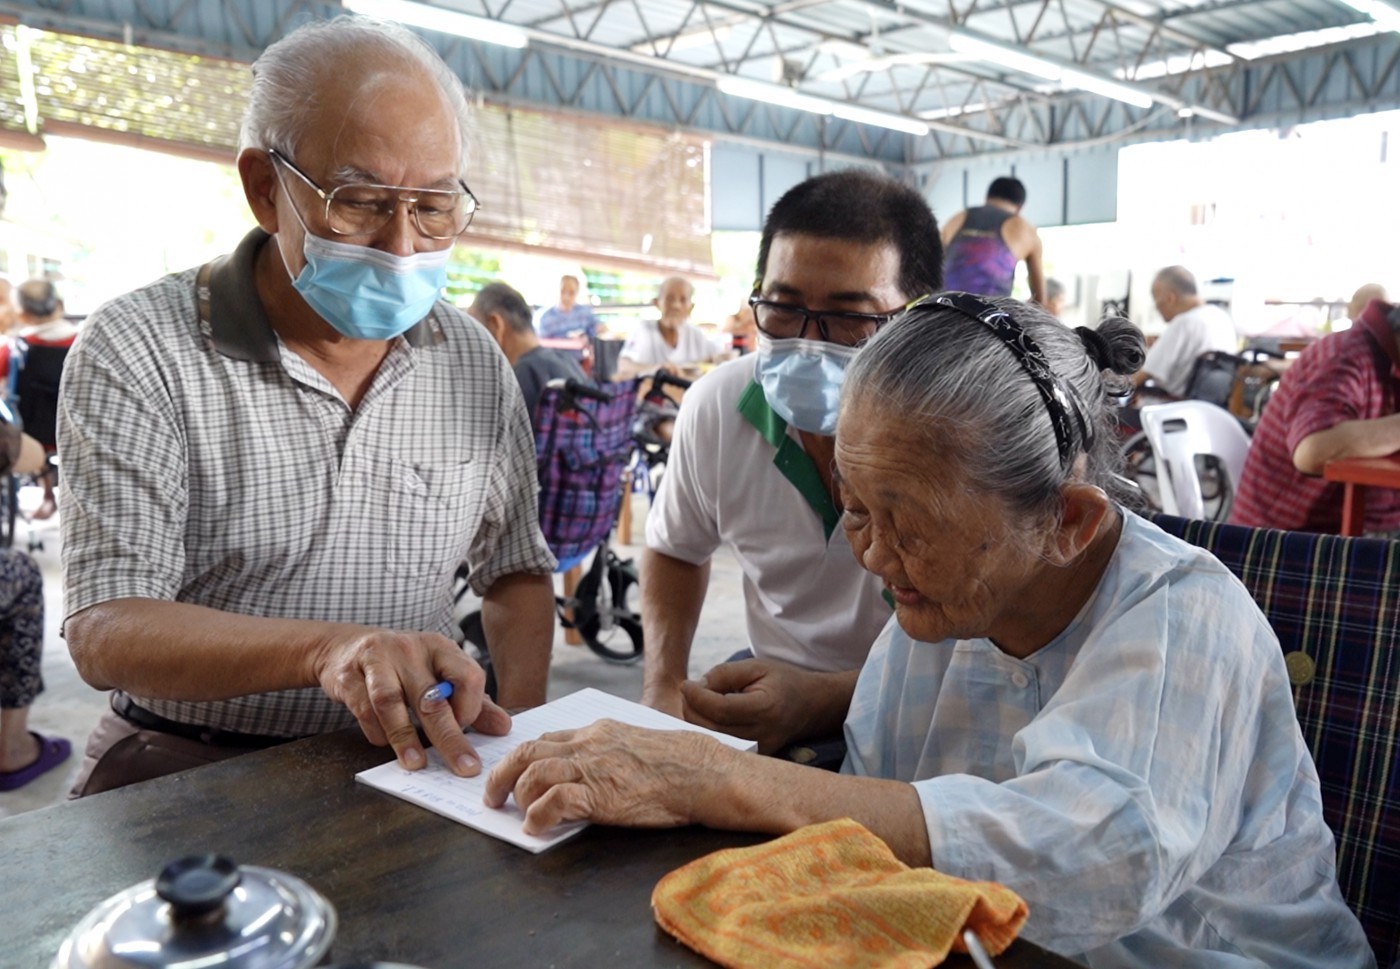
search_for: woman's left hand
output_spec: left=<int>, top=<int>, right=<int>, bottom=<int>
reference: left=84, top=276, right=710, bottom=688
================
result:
left=483, top=720, right=727, bottom=835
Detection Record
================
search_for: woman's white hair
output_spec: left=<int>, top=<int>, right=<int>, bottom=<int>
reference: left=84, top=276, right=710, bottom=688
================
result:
left=237, top=15, right=472, bottom=179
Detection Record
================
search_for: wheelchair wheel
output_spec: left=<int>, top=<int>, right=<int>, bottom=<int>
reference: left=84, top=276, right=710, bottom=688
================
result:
left=1120, top=431, right=1162, bottom=514
left=574, top=546, right=644, bottom=665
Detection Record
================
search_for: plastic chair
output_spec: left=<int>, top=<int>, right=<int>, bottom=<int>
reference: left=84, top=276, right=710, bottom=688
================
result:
left=1150, top=512, right=1400, bottom=966
left=1139, top=400, right=1251, bottom=520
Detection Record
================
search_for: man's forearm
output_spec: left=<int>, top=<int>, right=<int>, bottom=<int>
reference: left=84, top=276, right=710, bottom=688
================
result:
left=805, top=668, right=862, bottom=739
left=614, top=358, right=658, bottom=380
left=1293, top=413, right=1400, bottom=474
left=1028, top=267, right=1047, bottom=306
left=640, top=548, right=710, bottom=706
left=480, top=571, right=555, bottom=710
left=66, top=598, right=340, bottom=698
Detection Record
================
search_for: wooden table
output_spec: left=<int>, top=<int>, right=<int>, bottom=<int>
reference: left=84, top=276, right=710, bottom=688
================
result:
left=1323, top=452, right=1400, bottom=536
left=2, top=731, right=1081, bottom=969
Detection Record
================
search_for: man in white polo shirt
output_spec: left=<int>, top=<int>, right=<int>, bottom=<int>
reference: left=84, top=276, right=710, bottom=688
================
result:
left=1132, top=265, right=1238, bottom=397
left=641, top=170, right=942, bottom=755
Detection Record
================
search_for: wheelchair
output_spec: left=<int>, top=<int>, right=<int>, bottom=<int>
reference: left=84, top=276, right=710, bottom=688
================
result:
left=628, top=368, right=693, bottom=506
left=457, top=377, right=645, bottom=679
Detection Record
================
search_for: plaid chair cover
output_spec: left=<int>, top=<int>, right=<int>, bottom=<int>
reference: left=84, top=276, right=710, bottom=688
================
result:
left=1150, top=512, right=1400, bottom=965
left=533, top=379, right=638, bottom=568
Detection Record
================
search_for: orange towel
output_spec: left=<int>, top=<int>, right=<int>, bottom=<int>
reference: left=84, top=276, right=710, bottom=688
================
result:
left=652, top=818, right=1028, bottom=969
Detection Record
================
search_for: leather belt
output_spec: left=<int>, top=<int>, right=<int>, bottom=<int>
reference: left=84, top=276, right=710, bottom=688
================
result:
left=111, top=692, right=292, bottom=749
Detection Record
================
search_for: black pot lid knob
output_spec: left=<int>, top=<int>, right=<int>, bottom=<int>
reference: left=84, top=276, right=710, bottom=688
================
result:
left=155, top=855, right=242, bottom=919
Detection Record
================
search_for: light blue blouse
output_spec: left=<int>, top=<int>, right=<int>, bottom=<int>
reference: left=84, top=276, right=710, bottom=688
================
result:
left=843, top=512, right=1374, bottom=967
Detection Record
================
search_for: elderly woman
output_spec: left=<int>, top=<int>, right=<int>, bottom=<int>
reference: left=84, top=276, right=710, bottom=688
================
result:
left=486, top=295, right=1371, bottom=966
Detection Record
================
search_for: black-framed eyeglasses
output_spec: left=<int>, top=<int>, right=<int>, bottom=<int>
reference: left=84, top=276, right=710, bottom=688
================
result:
left=268, top=149, right=479, bottom=240
left=748, top=294, right=911, bottom=347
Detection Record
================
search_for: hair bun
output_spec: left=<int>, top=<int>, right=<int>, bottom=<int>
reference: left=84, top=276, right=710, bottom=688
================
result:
left=1076, top=326, right=1112, bottom=370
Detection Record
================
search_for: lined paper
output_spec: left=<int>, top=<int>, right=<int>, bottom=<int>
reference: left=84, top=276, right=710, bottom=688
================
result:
left=355, top=687, right=756, bottom=852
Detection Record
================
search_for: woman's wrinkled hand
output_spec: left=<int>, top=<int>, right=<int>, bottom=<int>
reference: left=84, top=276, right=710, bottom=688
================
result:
left=483, top=720, right=727, bottom=836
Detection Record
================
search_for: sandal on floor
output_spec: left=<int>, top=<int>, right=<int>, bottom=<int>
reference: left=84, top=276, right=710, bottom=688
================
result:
left=0, top=733, right=72, bottom=791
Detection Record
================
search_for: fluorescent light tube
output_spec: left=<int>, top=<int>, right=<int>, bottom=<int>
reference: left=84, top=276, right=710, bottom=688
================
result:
left=716, top=77, right=834, bottom=115
left=948, top=31, right=1061, bottom=81
left=1061, top=69, right=1154, bottom=109
left=831, top=103, right=930, bottom=136
left=343, top=0, right=529, bottom=49
left=633, top=25, right=732, bottom=54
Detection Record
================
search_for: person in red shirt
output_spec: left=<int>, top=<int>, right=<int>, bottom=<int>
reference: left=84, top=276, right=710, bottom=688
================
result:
left=1229, top=298, right=1400, bottom=536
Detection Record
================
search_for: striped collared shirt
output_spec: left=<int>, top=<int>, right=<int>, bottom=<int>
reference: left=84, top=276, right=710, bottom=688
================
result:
left=59, top=229, right=554, bottom=736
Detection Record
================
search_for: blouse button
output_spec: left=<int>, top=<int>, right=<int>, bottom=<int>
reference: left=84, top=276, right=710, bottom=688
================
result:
left=1011, top=670, right=1030, bottom=689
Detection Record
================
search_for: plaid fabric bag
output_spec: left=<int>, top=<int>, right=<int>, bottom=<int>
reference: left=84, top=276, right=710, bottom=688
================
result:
left=534, top=379, right=639, bottom=568
left=1151, top=512, right=1400, bottom=966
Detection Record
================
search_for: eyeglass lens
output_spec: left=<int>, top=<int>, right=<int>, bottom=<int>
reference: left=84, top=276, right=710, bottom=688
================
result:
left=752, top=303, right=882, bottom=346
left=327, top=184, right=476, bottom=239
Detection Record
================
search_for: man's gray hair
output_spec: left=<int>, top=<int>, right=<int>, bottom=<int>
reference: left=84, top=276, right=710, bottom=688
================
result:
left=1153, top=265, right=1197, bottom=297
left=473, top=282, right=535, bottom=334
left=658, top=276, right=694, bottom=298
left=238, top=15, right=472, bottom=179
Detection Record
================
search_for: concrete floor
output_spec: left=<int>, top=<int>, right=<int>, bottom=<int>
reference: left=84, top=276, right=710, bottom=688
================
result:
left=0, top=489, right=748, bottom=820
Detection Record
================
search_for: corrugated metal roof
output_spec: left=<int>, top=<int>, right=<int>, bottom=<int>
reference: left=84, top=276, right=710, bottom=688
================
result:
left=8, top=0, right=1400, bottom=159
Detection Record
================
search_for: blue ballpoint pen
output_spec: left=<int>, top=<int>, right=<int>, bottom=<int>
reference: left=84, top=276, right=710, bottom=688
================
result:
left=421, top=681, right=453, bottom=704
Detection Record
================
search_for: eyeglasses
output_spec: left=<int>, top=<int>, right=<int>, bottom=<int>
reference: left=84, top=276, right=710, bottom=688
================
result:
left=269, top=149, right=479, bottom=240
left=748, top=294, right=908, bottom=347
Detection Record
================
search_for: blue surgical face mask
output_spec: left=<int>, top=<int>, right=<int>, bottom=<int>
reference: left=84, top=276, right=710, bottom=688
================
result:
left=755, top=334, right=861, bottom=435
left=282, top=206, right=451, bottom=341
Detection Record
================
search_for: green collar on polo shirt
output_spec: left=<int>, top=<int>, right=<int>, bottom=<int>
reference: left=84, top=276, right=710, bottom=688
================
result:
left=736, top=379, right=840, bottom=540
left=196, top=228, right=446, bottom=362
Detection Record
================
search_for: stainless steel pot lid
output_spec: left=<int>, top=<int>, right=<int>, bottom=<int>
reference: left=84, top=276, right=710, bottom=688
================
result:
left=53, top=854, right=337, bottom=969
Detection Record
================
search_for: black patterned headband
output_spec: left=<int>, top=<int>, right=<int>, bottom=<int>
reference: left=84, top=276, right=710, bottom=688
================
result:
left=926, top=292, right=1093, bottom=468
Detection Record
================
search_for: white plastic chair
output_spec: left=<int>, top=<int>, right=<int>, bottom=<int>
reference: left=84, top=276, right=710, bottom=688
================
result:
left=1139, top=400, right=1252, bottom=520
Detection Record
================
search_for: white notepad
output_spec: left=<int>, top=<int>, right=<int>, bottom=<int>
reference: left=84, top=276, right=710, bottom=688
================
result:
left=355, top=687, right=757, bottom=853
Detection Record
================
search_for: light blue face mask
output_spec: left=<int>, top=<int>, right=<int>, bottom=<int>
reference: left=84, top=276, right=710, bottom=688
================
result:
left=755, top=334, right=861, bottom=435
left=283, top=210, right=451, bottom=341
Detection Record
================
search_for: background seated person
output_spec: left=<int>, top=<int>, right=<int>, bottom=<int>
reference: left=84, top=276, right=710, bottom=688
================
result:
left=0, top=276, right=15, bottom=333
left=721, top=299, right=757, bottom=355
left=487, top=296, right=1371, bottom=967
left=538, top=274, right=599, bottom=341
left=1230, top=296, right=1400, bottom=537
left=59, top=17, right=555, bottom=796
left=1344, top=282, right=1386, bottom=327
left=615, top=276, right=723, bottom=442
left=14, top=278, right=77, bottom=521
left=472, top=281, right=589, bottom=431
left=613, top=276, right=723, bottom=380
left=1131, top=265, right=1237, bottom=399
left=1042, top=277, right=1066, bottom=318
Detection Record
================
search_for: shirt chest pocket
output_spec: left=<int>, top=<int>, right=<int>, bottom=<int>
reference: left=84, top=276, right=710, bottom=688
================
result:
left=385, top=458, right=486, bottom=578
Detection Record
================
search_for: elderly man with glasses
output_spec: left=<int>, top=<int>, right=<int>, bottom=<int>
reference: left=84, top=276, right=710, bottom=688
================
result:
left=58, top=16, right=556, bottom=795
left=640, top=170, right=943, bottom=761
